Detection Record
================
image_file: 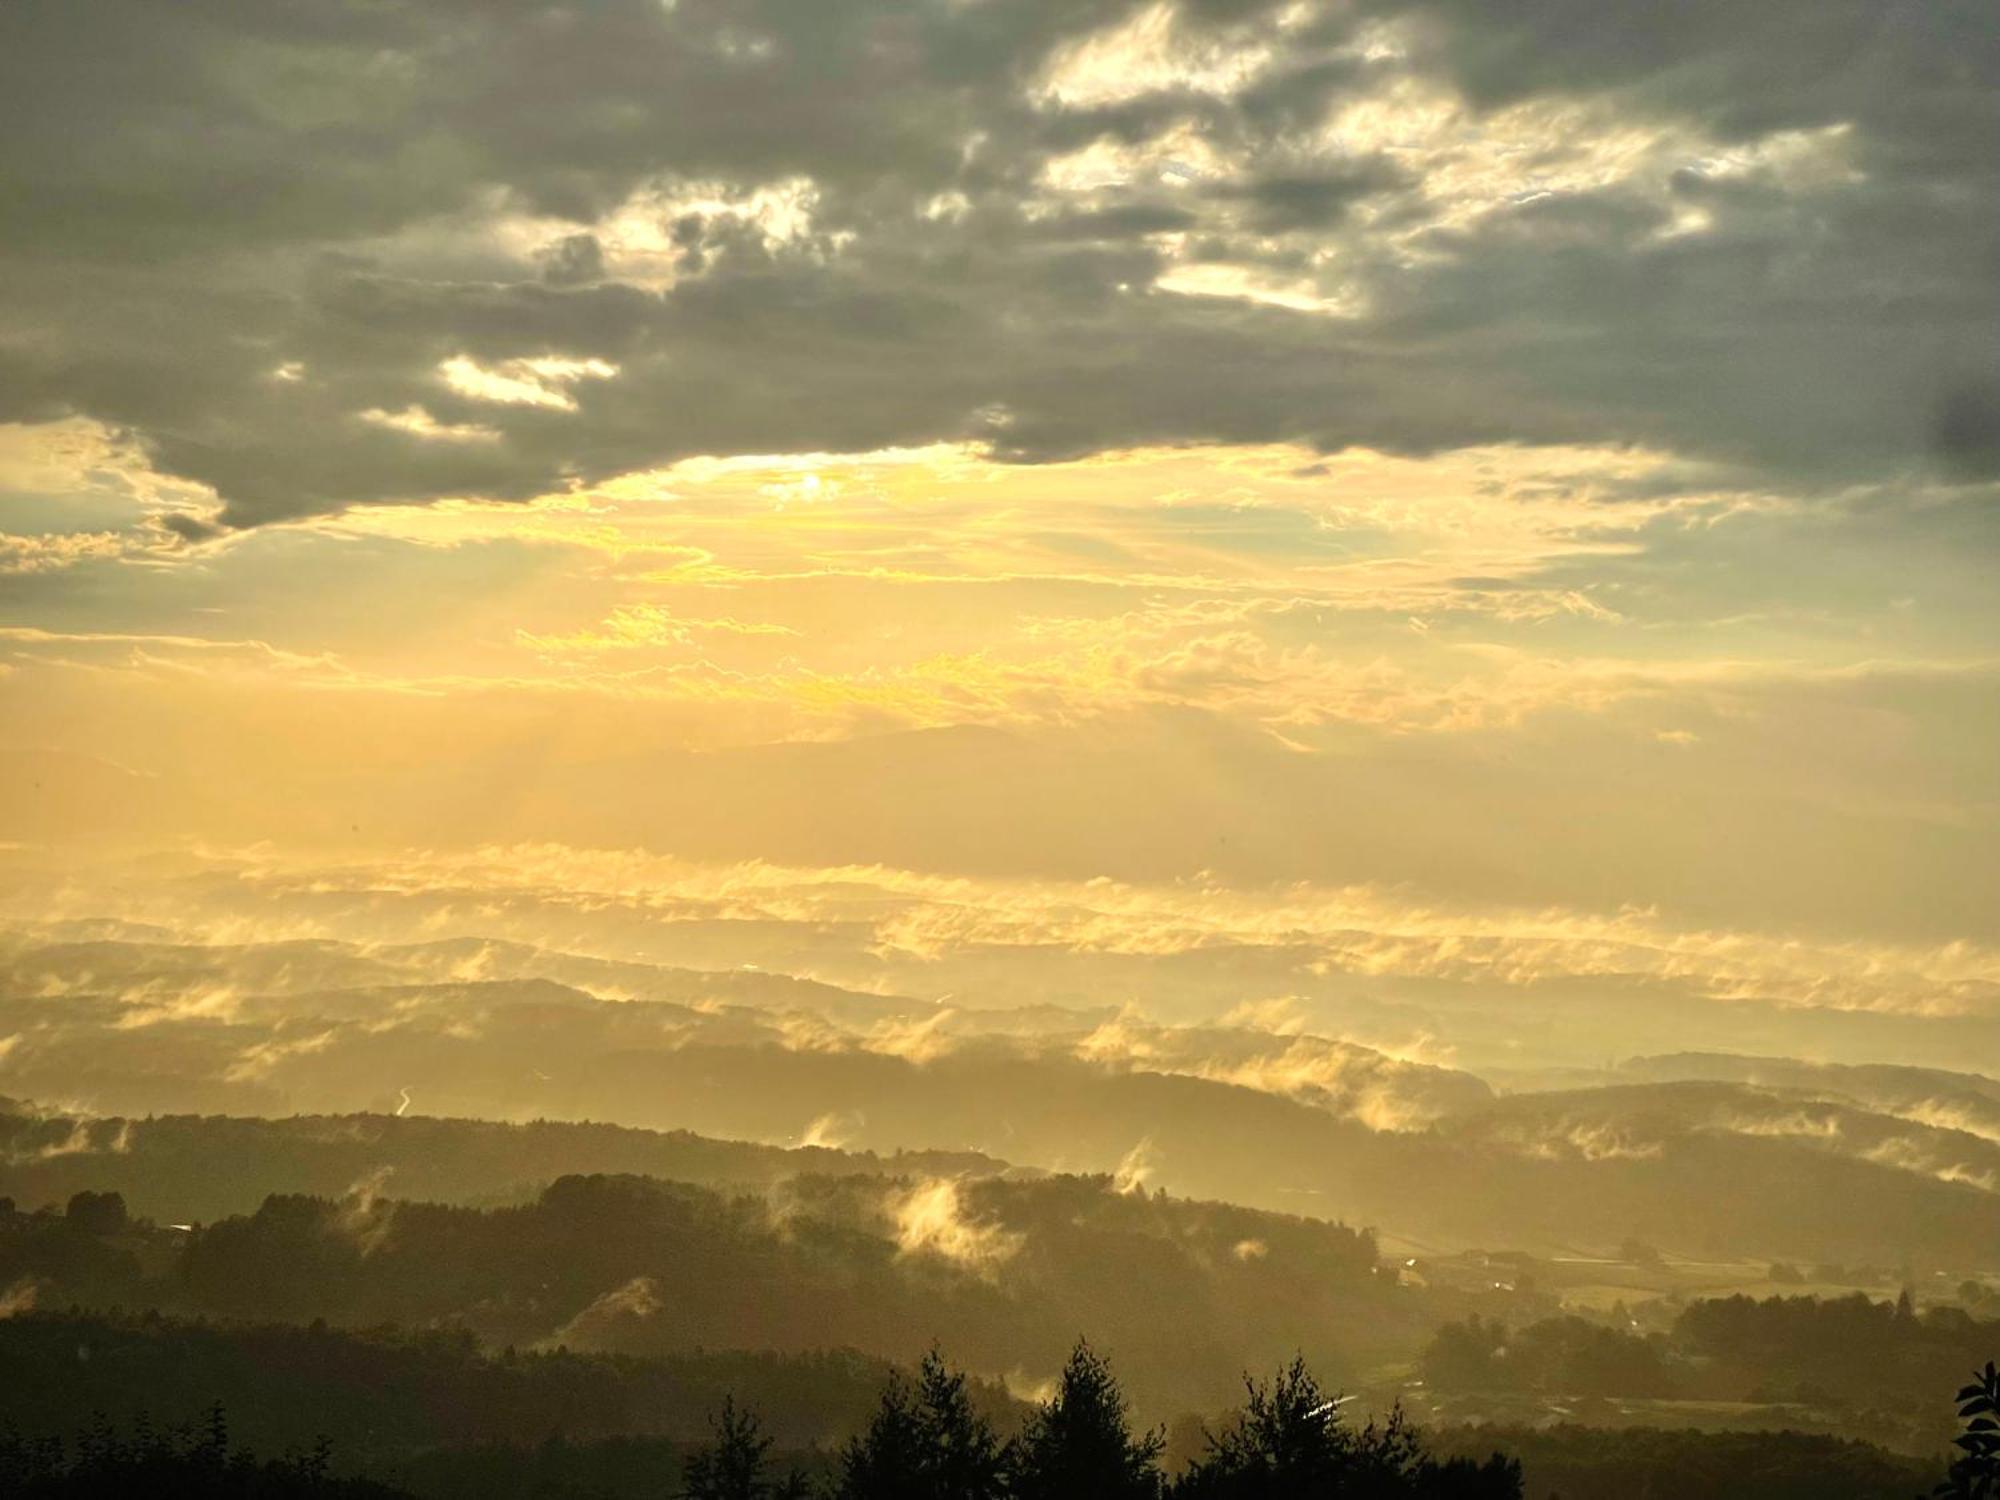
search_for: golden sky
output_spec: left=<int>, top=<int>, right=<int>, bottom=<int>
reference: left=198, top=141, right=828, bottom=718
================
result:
left=2, top=0, right=1997, bottom=1067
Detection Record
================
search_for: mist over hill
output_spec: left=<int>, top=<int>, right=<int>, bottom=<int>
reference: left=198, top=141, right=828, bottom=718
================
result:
left=3, top=890, right=1996, bottom=1496
left=1, top=910, right=1995, bottom=1493
left=0, top=1107, right=1010, bottom=1224
left=1620, top=1053, right=2000, bottom=1143
left=5, top=921, right=1999, bottom=1272
left=2, top=1162, right=1397, bottom=1418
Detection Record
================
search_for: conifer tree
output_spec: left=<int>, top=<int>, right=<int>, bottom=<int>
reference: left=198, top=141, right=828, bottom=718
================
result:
left=684, top=1397, right=777, bottom=1500
left=1171, top=1358, right=1521, bottom=1499
left=917, top=1347, right=1006, bottom=1500
left=834, top=1348, right=1005, bottom=1500
left=1008, top=1340, right=1162, bottom=1500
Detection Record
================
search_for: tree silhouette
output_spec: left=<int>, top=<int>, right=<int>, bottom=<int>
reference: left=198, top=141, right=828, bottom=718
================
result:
left=833, top=1348, right=1004, bottom=1500
left=1008, top=1340, right=1162, bottom=1500
left=63, top=1191, right=128, bottom=1238
left=834, top=1370, right=927, bottom=1500
left=0, top=1404, right=401, bottom=1497
left=1936, top=1362, right=2000, bottom=1499
left=1171, top=1357, right=1520, bottom=1498
left=916, top=1348, right=1006, bottom=1500
left=683, top=1396, right=807, bottom=1500
left=1175, top=1358, right=1376, bottom=1496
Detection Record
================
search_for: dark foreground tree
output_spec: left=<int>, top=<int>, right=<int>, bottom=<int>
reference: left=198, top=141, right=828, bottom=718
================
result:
left=696, top=1346, right=1516, bottom=1500
left=683, top=1396, right=810, bottom=1500
left=1008, top=1340, right=1163, bottom=1500
left=1172, top=1358, right=1520, bottom=1499
left=63, top=1190, right=129, bottom=1238
left=1936, top=1361, right=2000, bottom=1499
left=833, top=1348, right=1004, bottom=1500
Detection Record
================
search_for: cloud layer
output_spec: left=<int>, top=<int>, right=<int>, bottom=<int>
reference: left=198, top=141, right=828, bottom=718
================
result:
left=3, top=0, right=1997, bottom=1018
left=1, top=0, right=1994, bottom=529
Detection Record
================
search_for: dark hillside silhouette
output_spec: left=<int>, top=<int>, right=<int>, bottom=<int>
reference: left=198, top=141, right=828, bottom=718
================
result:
left=0, top=1408, right=404, bottom=1499
left=4, top=1171, right=1392, bottom=1416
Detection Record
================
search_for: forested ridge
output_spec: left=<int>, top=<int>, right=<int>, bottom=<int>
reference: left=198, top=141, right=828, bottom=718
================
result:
left=5, top=1320, right=1994, bottom=1499
left=2, top=1171, right=1389, bottom=1415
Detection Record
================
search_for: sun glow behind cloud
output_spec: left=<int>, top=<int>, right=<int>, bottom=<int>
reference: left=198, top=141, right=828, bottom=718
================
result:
left=1, top=0, right=1997, bottom=1100
left=4, top=414, right=1997, bottom=987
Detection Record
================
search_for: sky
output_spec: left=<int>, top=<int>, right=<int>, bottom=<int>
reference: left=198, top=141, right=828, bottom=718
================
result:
left=1, top=0, right=1997, bottom=1062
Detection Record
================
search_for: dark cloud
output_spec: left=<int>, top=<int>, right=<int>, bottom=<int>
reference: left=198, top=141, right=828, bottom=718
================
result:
left=1203, top=160, right=1410, bottom=233
left=1, top=0, right=1994, bottom=526
left=1932, top=378, right=2000, bottom=480
left=153, top=512, right=226, bottom=544
left=539, top=233, right=607, bottom=288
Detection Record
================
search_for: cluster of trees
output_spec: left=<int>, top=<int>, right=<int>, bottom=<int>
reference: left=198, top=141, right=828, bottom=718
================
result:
left=0, top=1189, right=149, bottom=1307
left=0, top=1315, right=1520, bottom=1495
left=7, top=1172, right=1393, bottom=1416
left=0, top=1107, right=1005, bottom=1226
left=1422, top=1294, right=2000, bottom=1412
left=1676, top=1291, right=2000, bottom=1444
left=0, top=1407, right=401, bottom=1498
left=1425, top=1426, right=1941, bottom=1500
left=667, top=1353, right=2000, bottom=1500
left=1420, top=1316, right=1674, bottom=1401
left=1765, top=1262, right=1912, bottom=1290
left=0, top=1310, right=922, bottom=1459
left=685, top=1343, right=1520, bottom=1500
left=1680, top=1292, right=1978, bottom=1381
left=2, top=1312, right=1996, bottom=1496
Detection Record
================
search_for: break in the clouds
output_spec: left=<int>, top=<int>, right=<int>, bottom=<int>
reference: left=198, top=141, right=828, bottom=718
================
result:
left=1, top=0, right=1996, bottom=529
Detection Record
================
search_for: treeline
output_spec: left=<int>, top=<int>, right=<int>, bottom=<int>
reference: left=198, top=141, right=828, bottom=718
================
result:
left=1679, top=1292, right=1994, bottom=1395
left=1420, top=1293, right=2000, bottom=1454
left=1423, top=1293, right=2000, bottom=1405
left=0, top=1316, right=1520, bottom=1497
left=2, top=1174, right=1392, bottom=1415
left=677, top=1343, right=1521, bottom=1500
left=1425, top=1427, right=1938, bottom=1500
left=16, top=1022, right=2000, bottom=1270
left=16, top=1176, right=1998, bottom=1456
left=3, top=1312, right=1991, bottom=1497
left=0, top=1107, right=1006, bottom=1224
left=1424, top=1315, right=1677, bottom=1401
left=0, top=1343, right=1515, bottom=1499
left=0, top=1408, right=403, bottom=1499
left=0, top=1311, right=934, bottom=1460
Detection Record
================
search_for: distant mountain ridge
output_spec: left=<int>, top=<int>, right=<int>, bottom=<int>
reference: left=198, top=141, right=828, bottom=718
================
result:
left=4, top=931, right=2000, bottom=1269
